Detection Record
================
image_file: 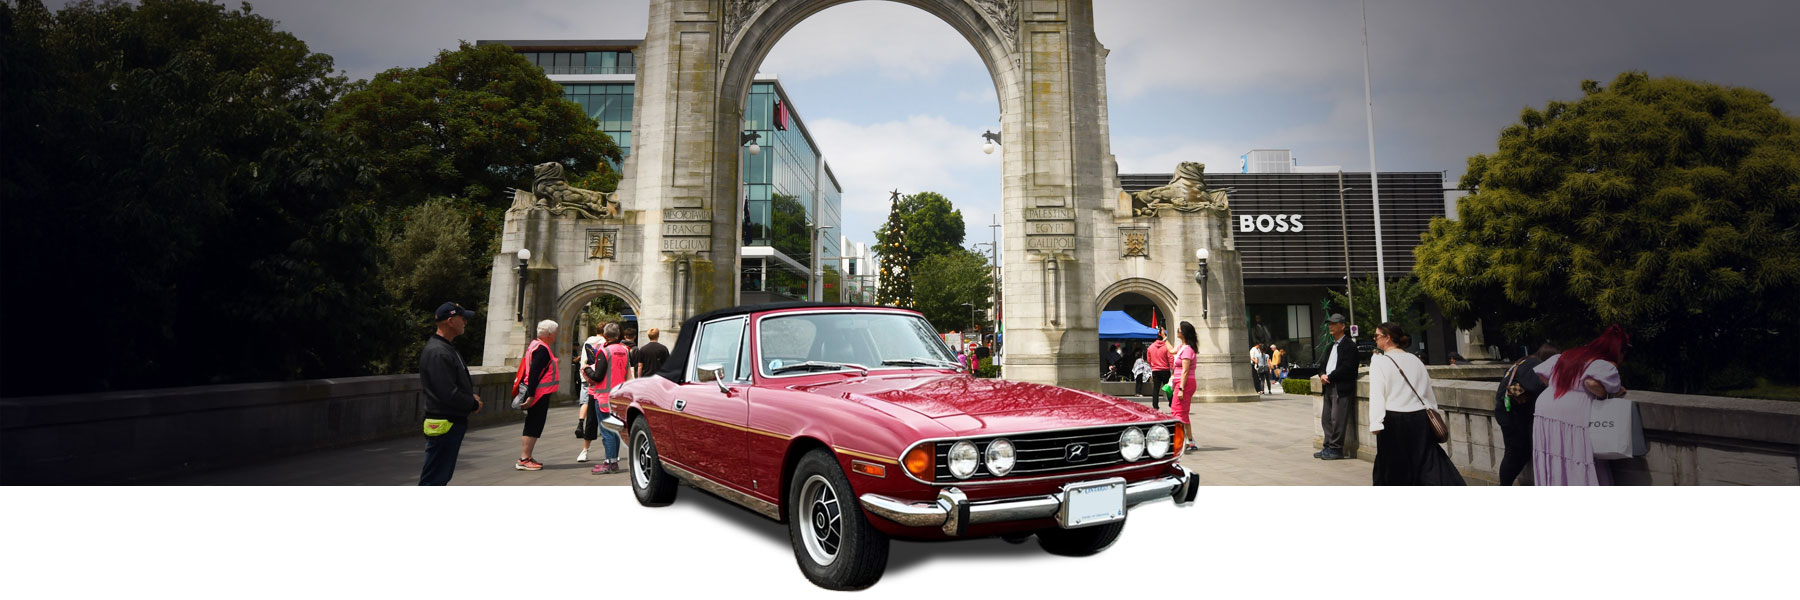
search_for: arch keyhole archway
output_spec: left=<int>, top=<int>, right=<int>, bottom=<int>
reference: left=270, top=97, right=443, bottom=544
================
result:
left=623, top=0, right=1119, bottom=390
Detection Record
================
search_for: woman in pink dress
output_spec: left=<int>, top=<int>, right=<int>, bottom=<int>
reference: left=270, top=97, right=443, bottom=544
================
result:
left=1531, top=324, right=1630, bottom=486
left=1171, top=321, right=1200, bottom=454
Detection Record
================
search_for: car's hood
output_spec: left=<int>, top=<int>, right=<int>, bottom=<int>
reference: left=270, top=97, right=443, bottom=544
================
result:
left=794, top=373, right=1160, bottom=427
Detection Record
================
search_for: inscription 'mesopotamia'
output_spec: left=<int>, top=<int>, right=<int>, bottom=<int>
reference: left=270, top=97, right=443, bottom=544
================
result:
left=663, top=208, right=710, bottom=222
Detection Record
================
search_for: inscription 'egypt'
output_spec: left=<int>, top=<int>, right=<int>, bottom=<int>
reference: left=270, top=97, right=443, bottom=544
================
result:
left=1029, top=221, right=1074, bottom=235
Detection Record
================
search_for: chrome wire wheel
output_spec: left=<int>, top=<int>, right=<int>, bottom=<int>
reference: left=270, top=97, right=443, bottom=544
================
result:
left=632, top=429, right=654, bottom=489
left=798, top=474, right=843, bottom=567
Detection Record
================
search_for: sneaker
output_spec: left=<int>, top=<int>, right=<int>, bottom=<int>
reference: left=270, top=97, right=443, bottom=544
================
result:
left=1320, top=449, right=1346, bottom=460
left=1313, top=449, right=1326, bottom=459
left=604, top=462, right=622, bottom=474
left=576, top=448, right=589, bottom=462
left=591, top=464, right=607, bottom=475
left=1183, top=444, right=1201, bottom=454
left=516, top=458, right=543, bottom=471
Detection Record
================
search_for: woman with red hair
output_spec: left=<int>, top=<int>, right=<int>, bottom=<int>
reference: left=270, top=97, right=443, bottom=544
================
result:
left=1530, top=324, right=1630, bottom=485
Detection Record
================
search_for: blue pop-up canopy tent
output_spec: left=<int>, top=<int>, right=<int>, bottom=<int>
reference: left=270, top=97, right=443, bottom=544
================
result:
left=1098, top=310, right=1159, bottom=340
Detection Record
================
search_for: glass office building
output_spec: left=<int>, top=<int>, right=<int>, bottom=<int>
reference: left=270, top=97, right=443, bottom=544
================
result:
left=480, top=40, right=844, bottom=303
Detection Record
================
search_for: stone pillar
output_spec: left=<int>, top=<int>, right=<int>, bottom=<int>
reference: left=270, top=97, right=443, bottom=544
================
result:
left=1175, top=210, right=1259, bottom=403
left=1457, top=319, right=1497, bottom=362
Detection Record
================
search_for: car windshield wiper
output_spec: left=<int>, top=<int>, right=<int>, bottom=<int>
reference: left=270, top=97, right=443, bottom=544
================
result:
left=770, top=361, right=870, bottom=376
left=881, top=358, right=963, bottom=370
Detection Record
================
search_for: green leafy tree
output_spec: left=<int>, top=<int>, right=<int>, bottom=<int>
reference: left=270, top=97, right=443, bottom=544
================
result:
left=875, top=196, right=915, bottom=307
left=379, top=197, right=486, bottom=370
left=871, top=191, right=965, bottom=265
left=1327, top=276, right=1435, bottom=352
left=0, top=0, right=404, bottom=393
left=913, top=249, right=994, bottom=333
left=1414, top=72, right=1800, bottom=392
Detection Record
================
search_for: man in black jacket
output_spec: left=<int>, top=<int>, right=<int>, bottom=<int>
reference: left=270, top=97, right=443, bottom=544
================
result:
left=1316, top=313, right=1359, bottom=460
left=419, top=302, right=482, bottom=485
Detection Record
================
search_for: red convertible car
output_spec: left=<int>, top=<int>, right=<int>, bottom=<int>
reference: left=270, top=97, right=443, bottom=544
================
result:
left=602, top=303, right=1197, bottom=590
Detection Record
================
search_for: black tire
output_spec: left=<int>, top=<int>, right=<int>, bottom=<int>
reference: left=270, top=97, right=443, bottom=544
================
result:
left=1036, top=520, right=1126, bottom=557
left=628, top=416, right=677, bottom=506
left=787, top=449, right=889, bottom=590
left=1000, top=532, right=1034, bottom=544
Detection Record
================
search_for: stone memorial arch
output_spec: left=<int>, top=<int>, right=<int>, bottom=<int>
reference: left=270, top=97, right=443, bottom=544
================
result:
left=484, top=0, right=1255, bottom=400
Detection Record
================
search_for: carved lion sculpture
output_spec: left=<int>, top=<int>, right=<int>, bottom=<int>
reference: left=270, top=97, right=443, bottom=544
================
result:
left=530, top=162, right=619, bottom=220
left=1121, top=161, right=1229, bottom=217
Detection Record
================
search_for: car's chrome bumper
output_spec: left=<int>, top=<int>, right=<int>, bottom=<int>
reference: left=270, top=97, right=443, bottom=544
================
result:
left=858, top=464, right=1199, bottom=537
left=599, top=415, right=626, bottom=434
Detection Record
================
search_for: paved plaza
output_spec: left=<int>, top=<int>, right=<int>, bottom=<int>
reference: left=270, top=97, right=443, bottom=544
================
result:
left=165, top=392, right=1370, bottom=486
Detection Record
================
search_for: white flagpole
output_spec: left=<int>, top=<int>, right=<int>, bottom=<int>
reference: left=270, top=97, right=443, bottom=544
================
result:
left=1362, top=0, right=1391, bottom=323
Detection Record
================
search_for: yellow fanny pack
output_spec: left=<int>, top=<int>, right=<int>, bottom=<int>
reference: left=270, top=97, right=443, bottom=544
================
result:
left=423, top=418, right=454, bottom=437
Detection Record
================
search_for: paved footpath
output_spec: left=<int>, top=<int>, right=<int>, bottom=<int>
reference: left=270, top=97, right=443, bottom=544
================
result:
left=166, top=393, right=1369, bottom=486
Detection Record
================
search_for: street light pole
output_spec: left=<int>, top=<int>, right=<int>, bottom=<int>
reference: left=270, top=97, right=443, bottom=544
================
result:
left=1362, top=0, right=1391, bottom=322
left=1194, top=248, right=1210, bottom=320
left=515, top=247, right=532, bottom=322
left=1338, top=170, right=1355, bottom=331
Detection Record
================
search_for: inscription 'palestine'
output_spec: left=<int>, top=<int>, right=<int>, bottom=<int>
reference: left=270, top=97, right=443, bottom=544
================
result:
left=1024, top=207, right=1074, bottom=220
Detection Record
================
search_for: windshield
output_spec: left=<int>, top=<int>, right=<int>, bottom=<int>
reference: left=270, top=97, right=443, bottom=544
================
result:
left=758, top=311, right=958, bottom=377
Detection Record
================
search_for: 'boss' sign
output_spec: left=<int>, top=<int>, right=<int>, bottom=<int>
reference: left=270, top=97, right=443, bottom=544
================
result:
left=1239, top=214, right=1306, bottom=233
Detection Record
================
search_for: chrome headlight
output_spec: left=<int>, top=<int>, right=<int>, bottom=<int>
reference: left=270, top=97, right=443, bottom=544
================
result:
left=984, top=438, right=1016, bottom=476
left=1147, top=425, right=1172, bottom=459
left=947, top=440, right=979, bottom=479
left=1119, top=427, right=1146, bottom=461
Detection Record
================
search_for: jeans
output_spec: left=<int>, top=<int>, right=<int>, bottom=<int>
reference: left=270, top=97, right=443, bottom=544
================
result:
left=585, top=395, right=621, bottom=461
left=419, top=418, right=469, bottom=486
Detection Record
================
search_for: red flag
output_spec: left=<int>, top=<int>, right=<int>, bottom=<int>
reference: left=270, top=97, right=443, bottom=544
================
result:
left=1150, top=309, right=1159, bottom=330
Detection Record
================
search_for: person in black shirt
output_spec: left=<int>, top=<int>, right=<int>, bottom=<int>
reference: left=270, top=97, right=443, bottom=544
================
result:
left=633, top=327, right=670, bottom=377
left=1496, top=343, right=1559, bottom=485
left=419, top=302, right=481, bottom=485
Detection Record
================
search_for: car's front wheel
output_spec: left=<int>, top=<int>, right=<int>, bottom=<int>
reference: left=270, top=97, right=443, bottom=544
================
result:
left=1036, top=520, right=1125, bottom=556
left=628, top=416, right=677, bottom=506
left=787, top=449, right=889, bottom=590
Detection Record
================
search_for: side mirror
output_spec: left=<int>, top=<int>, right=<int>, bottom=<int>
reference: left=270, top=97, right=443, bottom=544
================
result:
left=696, top=363, right=729, bottom=394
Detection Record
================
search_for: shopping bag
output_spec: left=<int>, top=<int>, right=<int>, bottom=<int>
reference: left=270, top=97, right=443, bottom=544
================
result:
left=1590, top=397, right=1646, bottom=460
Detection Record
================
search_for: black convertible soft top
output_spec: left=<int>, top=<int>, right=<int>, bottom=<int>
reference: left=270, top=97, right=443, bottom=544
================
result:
left=654, top=301, right=904, bottom=383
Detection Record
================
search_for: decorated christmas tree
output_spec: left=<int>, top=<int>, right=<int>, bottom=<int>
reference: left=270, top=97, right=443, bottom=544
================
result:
left=875, top=190, right=915, bottom=307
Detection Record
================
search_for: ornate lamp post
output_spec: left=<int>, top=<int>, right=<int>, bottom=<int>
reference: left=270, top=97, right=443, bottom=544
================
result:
left=741, top=131, right=762, bottom=155
left=515, top=247, right=532, bottom=322
left=981, top=130, right=1002, bottom=154
left=1194, top=248, right=1210, bottom=321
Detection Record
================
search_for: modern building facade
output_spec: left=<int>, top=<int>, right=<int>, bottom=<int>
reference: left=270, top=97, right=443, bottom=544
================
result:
left=1122, top=151, right=1453, bottom=367
left=479, top=39, right=843, bottom=304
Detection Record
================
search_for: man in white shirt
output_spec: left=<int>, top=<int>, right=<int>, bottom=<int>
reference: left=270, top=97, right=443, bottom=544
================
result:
left=1316, top=314, right=1360, bottom=460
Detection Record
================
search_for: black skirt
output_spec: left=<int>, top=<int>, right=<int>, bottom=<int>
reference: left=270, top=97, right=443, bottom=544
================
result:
left=1372, top=409, right=1467, bottom=486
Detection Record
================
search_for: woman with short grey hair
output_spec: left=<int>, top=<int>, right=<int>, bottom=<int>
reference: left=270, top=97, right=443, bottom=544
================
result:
left=513, top=319, right=561, bottom=471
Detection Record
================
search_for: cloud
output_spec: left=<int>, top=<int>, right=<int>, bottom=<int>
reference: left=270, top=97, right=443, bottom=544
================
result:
left=808, top=115, right=1003, bottom=246
left=759, top=2, right=984, bottom=82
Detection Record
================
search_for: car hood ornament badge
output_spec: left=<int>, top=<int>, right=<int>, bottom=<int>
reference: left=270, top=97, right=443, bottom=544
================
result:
left=1065, top=442, right=1090, bottom=463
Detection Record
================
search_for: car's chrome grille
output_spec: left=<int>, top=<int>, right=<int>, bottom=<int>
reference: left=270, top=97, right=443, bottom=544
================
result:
left=930, top=424, right=1163, bottom=482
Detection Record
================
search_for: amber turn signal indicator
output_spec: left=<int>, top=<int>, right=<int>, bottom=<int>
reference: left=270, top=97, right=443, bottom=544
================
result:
left=1172, top=425, right=1185, bottom=452
left=903, top=445, right=934, bottom=480
left=850, top=460, right=887, bottom=478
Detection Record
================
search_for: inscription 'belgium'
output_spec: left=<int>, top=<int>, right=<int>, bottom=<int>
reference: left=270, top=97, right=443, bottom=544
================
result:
left=1029, top=221, right=1074, bottom=235
left=1024, top=207, right=1074, bottom=221
left=663, top=222, right=712, bottom=237
left=661, top=237, right=712, bottom=252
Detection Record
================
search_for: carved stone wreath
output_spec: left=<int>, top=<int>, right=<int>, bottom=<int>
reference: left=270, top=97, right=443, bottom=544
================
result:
left=723, top=0, right=1019, bottom=67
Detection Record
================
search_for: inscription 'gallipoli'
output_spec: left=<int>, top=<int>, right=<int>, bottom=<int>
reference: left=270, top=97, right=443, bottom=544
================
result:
left=1025, top=236, right=1076, bottom=251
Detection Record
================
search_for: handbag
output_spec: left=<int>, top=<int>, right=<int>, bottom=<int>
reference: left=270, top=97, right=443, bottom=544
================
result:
left=1500, top=359, right=1527, bottom=412
left=1590, top=397, right=1647, bottom=460
left=1383, top=353, right=1449, bottom=444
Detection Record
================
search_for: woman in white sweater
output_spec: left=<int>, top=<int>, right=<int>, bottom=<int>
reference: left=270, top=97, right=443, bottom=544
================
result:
left=1368, top=322, right=1465, bottom=486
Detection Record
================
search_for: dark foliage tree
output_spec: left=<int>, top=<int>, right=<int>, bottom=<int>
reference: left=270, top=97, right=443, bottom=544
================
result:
left=1414, top=72, right=1800, bottom=392
left=913, top=249, right=993, bottom=333
left=0, top=0, right=406, bottom=394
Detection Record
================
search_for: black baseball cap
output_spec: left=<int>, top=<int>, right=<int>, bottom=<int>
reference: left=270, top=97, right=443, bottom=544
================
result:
left=435, top=302, right=476, bottom=321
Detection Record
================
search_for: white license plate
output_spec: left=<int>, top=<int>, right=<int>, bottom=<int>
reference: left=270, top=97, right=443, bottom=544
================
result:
left=1060, top=479, right=1126, bottom=528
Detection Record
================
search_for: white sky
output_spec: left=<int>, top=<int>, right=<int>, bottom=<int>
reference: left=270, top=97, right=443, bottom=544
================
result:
left=56, top=0, right=1800, bottom=255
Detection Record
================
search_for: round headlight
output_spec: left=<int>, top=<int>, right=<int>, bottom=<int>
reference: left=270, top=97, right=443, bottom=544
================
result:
left=1147, top=425, right=1172, bottom=459
left=1119, top=427, right=1146, bottom=461
left=947, top=440, right=979, bottom=479
left=984, top=438, right=1016, bottom=476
